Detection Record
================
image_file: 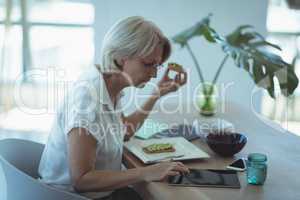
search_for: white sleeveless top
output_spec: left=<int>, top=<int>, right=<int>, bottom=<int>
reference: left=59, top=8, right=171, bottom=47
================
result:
left=38, top=66, right=126, bottom=199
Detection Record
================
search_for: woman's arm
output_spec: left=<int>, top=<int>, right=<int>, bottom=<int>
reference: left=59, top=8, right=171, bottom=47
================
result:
left=123, top=67, right=187, bottom=140
left=68, top=128, right=189, bottom=193
left=122, top=94, right=159, bottom=140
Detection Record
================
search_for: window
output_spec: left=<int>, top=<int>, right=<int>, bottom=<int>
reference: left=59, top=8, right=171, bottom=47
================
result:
left=267, top=0, right=300, bottom=33
left=261, top=0, right=300, bottom=133
left=0, top=0, right=95, bottom=82
left=266, top=0, right=300, bottom=90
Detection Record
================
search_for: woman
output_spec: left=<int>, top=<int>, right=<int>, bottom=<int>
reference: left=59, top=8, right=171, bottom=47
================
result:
left=38, top=16, right=189, bottom=200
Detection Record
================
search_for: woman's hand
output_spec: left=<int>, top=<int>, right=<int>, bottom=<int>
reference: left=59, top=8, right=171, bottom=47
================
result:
left=140, top=162, right=190, bottom=182
left=153, top=66, right=187, bottom=98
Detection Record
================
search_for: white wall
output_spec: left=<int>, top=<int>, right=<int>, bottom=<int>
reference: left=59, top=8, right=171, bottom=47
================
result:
left=92, top=0, right=268, bottom=113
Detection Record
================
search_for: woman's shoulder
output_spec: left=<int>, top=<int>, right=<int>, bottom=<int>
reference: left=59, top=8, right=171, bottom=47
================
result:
left=77, top=65, right=101, bottom=83
left=66, top=66, right=102, bottom=106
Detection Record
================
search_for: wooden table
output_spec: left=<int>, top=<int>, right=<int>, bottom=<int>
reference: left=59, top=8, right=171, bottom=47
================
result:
left=122, top=101, right=300, bottom=200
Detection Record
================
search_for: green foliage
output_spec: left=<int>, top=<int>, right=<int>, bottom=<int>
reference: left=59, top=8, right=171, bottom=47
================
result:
left=172, top=14, right=299, bottom=98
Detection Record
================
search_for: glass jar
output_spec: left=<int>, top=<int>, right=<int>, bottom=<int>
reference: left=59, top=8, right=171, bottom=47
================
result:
left=197, top=83, right=217, bottom=116
left=246, top=153, right=267, bottom=185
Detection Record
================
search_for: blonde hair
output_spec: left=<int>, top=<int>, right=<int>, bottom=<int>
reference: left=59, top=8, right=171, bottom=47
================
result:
left=99, top=16, right=171, bottom=73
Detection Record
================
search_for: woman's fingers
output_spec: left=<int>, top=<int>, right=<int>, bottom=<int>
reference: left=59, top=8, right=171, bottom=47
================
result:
left=181, top=71, right=187, bottom=85
left=160, top=81, right=178, bottom=92
left=146, top=162, right=190, bottom=182
left=175, top=72, right=187, bottom=86
left=161, top=162, right=190, bottom=181
left=167, top=80, right=180, bottom=88
left=175, top=73, right=181, bottom=84
left=176, top=162, right=190, bottom=173
left=167, top=171, right=180, bottom=176
left=166, top=162, right=189, bottom=174
left=175, top=161, right=187, bottom=169
left=159, top=170, right=179, bottom=182
left=162, top=68, right=171, bottom=80
left=162, top=69, right=187, bottom=84
left=172, top=165, right=190, bottom=174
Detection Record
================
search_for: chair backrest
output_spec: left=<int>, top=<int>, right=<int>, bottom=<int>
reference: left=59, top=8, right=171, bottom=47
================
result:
left=0, top=138, right=89, bottom=200
left=0, top=138, right=44, bottom=178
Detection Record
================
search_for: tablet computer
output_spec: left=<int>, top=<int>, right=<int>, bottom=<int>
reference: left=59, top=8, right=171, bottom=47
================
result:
left=168, top=169, right=241, bottom=188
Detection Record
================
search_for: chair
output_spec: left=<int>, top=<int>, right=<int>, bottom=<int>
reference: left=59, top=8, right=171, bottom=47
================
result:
left=0, top=138, right=90, bottom=200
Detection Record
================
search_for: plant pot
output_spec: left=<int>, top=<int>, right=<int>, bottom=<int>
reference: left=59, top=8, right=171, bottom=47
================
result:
left=197, top=83, right=217, bottom=116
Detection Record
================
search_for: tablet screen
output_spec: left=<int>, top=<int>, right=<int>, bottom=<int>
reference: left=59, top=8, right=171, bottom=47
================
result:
left=168, top=169, right=241, bottom=188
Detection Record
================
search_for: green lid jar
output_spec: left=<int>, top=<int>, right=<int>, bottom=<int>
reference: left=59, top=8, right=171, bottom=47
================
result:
left=246, top=153, right=267, bottom=185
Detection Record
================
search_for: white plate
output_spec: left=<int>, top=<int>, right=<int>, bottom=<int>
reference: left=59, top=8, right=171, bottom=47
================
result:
left=124, top=137, right=210, bottom=164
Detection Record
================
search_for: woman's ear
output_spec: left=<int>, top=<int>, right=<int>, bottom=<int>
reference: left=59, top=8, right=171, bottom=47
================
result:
left=120, top=57, right=130, bottom=67
left=114, top=59, right=123, bottom=71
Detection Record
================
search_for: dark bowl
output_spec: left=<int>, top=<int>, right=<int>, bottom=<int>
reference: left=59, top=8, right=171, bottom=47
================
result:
left=206, top=132, right=247, bottom=157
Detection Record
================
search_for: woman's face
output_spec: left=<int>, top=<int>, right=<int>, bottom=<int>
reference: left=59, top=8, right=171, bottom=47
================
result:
left=121, top=45, right=163, bottom=87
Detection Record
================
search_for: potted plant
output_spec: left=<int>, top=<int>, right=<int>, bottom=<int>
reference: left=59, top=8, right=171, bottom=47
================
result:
left=172, top=14, right=299, bottom=116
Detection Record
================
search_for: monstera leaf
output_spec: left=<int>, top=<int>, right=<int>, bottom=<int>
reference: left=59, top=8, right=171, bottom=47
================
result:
left=172, top=14, right=220, bottom=85
left=173, top=14, right=219, bottom=46
left=172, top=15, right=299, bottom=98
left=220, top=26, right=298, bottom=97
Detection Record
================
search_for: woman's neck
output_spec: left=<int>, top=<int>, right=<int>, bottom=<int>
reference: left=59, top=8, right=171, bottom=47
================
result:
left=103, top=73, right=127, bottom=106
